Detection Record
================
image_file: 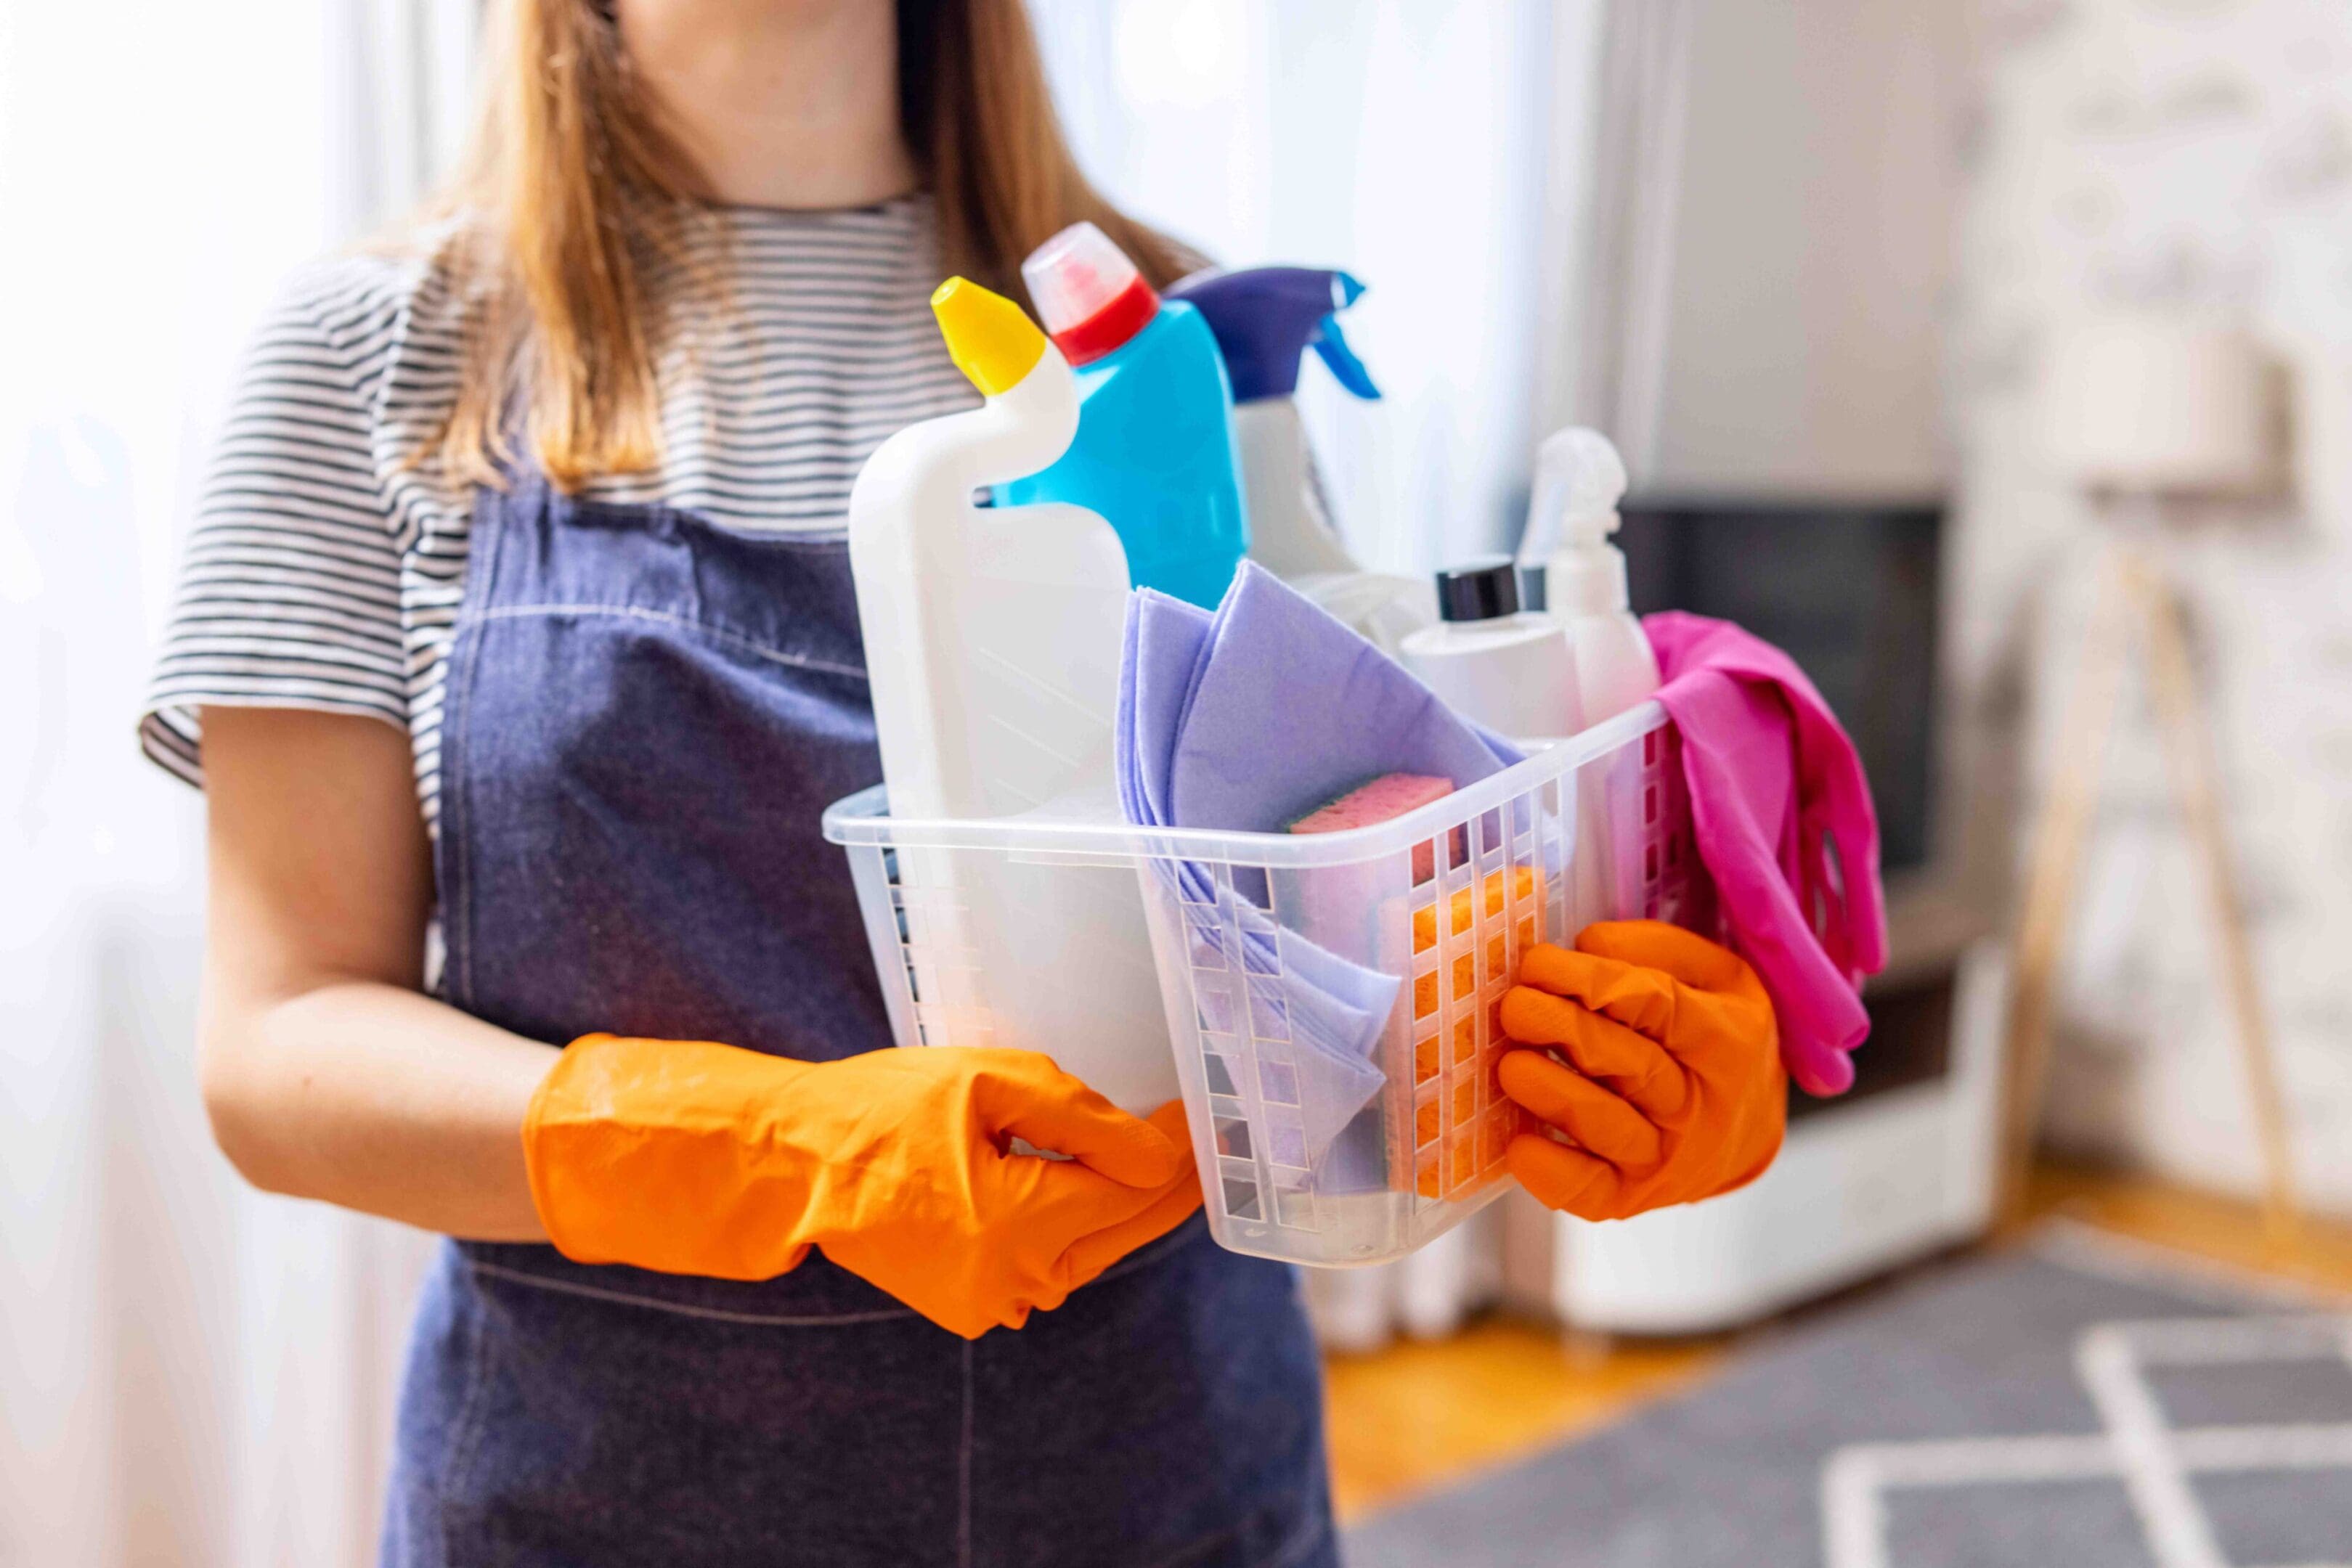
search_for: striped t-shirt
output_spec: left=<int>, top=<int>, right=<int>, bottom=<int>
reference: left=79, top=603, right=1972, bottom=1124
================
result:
left=141, top=194, right=981, bottom=832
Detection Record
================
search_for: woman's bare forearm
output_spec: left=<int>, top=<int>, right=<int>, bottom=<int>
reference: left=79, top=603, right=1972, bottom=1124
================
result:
left=200, top=975, right=556, bottom=1240
left=197, top=706, right=556, bottom=1241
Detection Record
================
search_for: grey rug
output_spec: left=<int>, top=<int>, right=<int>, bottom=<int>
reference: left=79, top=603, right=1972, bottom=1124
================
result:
left=1343, top=1227, right=2352, bottom=1568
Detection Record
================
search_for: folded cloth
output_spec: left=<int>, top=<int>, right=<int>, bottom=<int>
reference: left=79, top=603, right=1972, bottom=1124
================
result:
left=1643, top=612, right=1888, bottom=1096
left=1118, top=565, right=1521, bottom=1174
left=1157, top=563, right=1520, bottom=833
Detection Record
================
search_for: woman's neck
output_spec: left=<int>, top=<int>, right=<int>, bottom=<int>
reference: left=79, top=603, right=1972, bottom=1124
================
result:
left=617, top=0, right=919, bottom=210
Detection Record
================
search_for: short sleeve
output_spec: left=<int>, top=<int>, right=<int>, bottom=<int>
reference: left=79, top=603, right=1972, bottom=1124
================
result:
left=140, top=267, right=410, bottom=787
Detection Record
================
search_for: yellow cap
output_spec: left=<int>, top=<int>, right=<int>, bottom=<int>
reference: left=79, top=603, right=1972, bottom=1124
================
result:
left=931, top=277, right=1046, bottom=397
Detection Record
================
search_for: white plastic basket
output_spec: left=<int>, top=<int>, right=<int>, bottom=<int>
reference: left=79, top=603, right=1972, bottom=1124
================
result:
left=821, top=701, right=1704, bottom=1268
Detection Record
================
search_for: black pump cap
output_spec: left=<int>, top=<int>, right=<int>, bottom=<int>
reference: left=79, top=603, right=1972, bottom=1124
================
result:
left=1434, top=556, right=1521, bottom=623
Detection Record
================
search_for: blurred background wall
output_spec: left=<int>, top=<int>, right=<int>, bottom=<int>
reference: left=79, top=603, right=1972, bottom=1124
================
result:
left=1953, top=0, right=2352, bottom=1209
left=1643, top=0, right=1966, bottom=497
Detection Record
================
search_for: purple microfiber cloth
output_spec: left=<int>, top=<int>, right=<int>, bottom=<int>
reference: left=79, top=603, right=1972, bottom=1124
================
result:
left=1116, top=564, right=1521, bottom=1180
left=1141, top=563, right=1521, bottom=833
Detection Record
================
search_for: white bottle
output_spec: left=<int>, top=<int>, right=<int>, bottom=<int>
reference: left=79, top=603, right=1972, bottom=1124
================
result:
left=847, top=278, right=1175, bottom=1113
left=1232, top=396, right=1354, bottom=578
left=1508, top=430, right=1665, bottom=1291
left=1516, top=428, right=1661, bottom=723
left=848, top=277, right=1129, bottom=820
left=1397, top=558, right=1582, bottom=741
left=1392, top=555, right=1580, bottom=1354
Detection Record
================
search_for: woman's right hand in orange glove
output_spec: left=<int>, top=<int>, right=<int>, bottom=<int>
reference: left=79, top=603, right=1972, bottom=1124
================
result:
left=1497, top=921, right=1785, bottom=1221
left=523, top=1036, right=1201, bottom=1339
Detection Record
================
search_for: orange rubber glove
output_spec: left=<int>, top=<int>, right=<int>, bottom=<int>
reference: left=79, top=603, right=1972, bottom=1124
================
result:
left=524, top=1036, right=1202, bottom=1339
left=1497, top=921, right=1785, bottom=1221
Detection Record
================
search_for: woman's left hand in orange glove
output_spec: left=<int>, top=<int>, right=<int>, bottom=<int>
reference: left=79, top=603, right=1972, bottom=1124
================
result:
left=1497, top=920, right=1785, bottom=1221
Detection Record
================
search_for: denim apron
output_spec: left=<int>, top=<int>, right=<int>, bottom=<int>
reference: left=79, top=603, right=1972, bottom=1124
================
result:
left=378, top=477, right=1336, bottom=1568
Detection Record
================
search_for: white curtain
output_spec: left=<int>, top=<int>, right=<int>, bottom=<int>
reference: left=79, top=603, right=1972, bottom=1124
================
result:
left=1551, top=0, right=1697, bottom=483
left=0, top=4, right=475, bottom=1564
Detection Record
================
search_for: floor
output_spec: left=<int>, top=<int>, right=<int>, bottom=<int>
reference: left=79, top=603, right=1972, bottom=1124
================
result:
left=1320, top=1162, right=2352, bottom=1522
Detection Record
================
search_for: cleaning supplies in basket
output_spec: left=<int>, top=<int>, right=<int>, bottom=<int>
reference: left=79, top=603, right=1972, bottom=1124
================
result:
left=824, top=565, right=1697, bottom=1262
left=996, top=223, right=1250, bottom=611
left=1165, top=266, right=1436, bottom=653
left=1116, top=563, right=1524, bottom=1179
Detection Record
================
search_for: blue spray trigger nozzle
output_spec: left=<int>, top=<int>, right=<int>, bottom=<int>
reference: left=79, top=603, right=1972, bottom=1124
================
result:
left=1309, top=314, right=1380, bottom=401
left=1167, top=266, right=1382, bottom=404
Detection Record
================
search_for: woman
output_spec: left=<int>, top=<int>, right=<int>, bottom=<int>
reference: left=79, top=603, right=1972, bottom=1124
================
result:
left=146, top=1, right=1788, bottom=1562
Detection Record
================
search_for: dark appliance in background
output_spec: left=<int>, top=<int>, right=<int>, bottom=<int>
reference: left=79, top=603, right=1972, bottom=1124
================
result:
left=1619, top=500, right=1940, bottom=873
left=1615, top=498, right=1966, bottom=1113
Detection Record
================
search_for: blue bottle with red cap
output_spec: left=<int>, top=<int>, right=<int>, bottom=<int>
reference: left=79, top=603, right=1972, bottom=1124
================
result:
left=994, top=223, right=1248, bottom=610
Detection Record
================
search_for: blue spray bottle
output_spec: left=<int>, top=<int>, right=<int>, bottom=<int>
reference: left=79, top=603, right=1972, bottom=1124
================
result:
left=1168, top=266, right=1436, bottom=653
left=994, top=223, right=1248, bottom=610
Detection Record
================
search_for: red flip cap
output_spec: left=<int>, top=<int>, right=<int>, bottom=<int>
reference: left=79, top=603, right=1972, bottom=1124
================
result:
left=1022, top=221, right=1160, bottom=367
left=1049, top=275, right=1160, bottom=366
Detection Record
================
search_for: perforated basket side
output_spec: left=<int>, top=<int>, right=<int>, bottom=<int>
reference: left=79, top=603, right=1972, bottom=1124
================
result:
left=1383, top=771, right=1550, bottom=1228
left=823, top=709, right=1706, bottom=1269
left=841, top=838, right=999, bottom=1051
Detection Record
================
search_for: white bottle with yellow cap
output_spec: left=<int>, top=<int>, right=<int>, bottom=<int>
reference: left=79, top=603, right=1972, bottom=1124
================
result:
left=849, top=277, right=1131, bottom=822
left=847, top=279, right=1176, bottom=1112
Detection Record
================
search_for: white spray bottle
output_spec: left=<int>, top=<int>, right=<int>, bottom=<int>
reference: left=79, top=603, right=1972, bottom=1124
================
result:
left=1516, top=427, right=1660, bottom=722
left=1513, top=427, right=1662, bottom=936
left=847, top=278, right=1175, bottom=1111
left=1166, top=266, right=1437, bottom=654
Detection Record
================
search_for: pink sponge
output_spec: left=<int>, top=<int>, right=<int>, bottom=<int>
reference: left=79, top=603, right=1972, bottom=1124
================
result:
left=1288, top=773, right=1455, bottom=883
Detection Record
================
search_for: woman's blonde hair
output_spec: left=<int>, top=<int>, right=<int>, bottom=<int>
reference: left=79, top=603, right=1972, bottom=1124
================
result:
left=431, top=0, right=1180, bottom=491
